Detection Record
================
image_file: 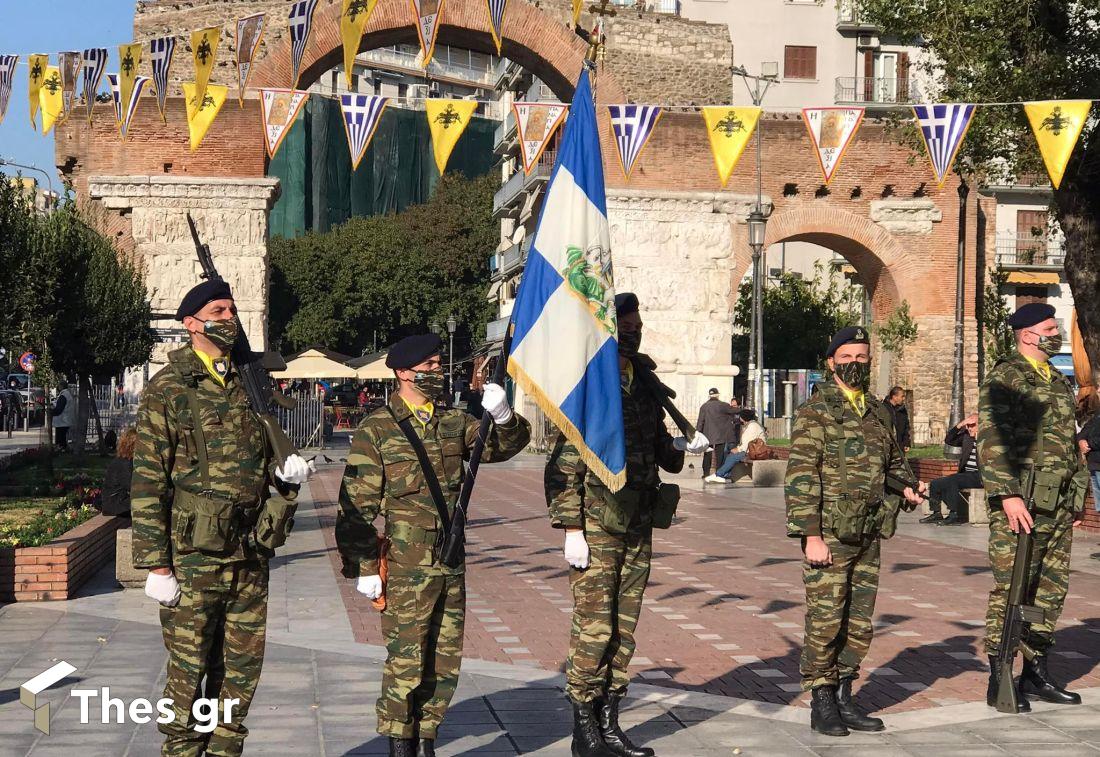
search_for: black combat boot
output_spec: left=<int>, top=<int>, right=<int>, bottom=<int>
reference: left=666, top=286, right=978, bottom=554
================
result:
left=596, top=693, right=655, bottom=757
left=570, top=698, right=617, bottom=757
left=416, top=737, right=436, bottom=757
left=835, top=678, right=884, bottom=732
left=389, top=737, right=418, bottom=757
left=1021, top=655, right=1082, bottom=705
left=809, top=686, right=849, bottom=737
left=986, top=655, right=1031, bottom=713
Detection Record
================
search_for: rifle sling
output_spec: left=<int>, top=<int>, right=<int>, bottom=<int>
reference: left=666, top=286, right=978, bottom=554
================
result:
left=388, top=408, right=452, bottom=536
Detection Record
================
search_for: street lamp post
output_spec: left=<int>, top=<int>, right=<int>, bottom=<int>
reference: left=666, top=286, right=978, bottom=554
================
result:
left=446, top=314, right=457, bottom=401
left=949, top=180, right=969, bottom=432
left=0, top=158, right=56, bottom=211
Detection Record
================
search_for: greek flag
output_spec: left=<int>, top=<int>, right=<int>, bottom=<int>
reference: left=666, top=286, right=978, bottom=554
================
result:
left=149, top=36, right=176, bottom=121
left=339, top=94, right=389, bottom=171
left=913, top=103, right=976, bottom=187
left=289, top=0, right=320, bottom=88
left=107, top=73, right=150, bottom=137
left=486, top=0, right=508, bottom=53
left=607, top=104, right=662, bottom=178
left=508, top=68, right=626, bottom=491
left=0, top=55, right=16, bottom=125
left=81, top=48, right=108, bottom=123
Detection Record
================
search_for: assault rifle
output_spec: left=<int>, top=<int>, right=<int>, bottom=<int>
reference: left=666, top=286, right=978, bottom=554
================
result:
left=186, top=213, right=298, bottom=469
left=995, top=469, right=1044, bottom=713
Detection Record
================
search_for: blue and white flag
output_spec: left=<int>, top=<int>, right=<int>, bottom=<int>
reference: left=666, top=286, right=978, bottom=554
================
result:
left=607, top=103, right=662, bottom=178
left=508, top=68, right=626, bottom=491
left=486, top=0, right=508, bottom=54
left=0, top=55, right=17, bottom=126
left=913, top=103, right=976, bottom=187
left=339, top=94, right=389, bottom=171
left=81, top=48, right=108, bottom=124
left=107, top=72, right=150, bottom=138
left=289, top=0, right=320, bottom=89
left=149, top=36, right=176, bottom=123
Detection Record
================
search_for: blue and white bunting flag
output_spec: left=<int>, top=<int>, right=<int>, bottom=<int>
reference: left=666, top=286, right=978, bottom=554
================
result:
left=149, top=36, right=176, bottom=123
left=912, top=103, right=976, bottom=187
left=508, top=68, right=626, bottom=492
left=607, top=104, right=662, bottom=179
left=0, top=55, right=17, bottom=126
left=107, top=72, right=150, bottom=138
left=288, top=0, right=320, bottom=89
left=486, top=0, right=508, bottom=54
left=339, top=94, right=389, bottom=171
left=81, top=48, right=108, bottom=124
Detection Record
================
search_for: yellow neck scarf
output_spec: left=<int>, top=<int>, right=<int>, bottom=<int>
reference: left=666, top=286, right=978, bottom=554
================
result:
left=1024, top=355, right=1052, bottom=382
left=401, top=396, right=435, bottom=427
left=839, top=384, right=866, bottom=415
left=193, top=349, right=230, bottom=387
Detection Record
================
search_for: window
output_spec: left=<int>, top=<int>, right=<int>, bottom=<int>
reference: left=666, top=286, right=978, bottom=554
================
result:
left=784, top=46, right=817, bottom=80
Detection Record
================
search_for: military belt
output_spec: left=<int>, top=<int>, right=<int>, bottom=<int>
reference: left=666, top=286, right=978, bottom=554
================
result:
left=386, top=521, right=439, bottom=545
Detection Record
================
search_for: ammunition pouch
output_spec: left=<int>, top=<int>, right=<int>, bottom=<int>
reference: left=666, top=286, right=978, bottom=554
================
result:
left=1068, top=479, right=1088, bottom=512
left=384, top=520, right=441, bottom=568
left=876, top=495, right=902, bottom=540
left=1026, top=468, right=1070, bottom=516
left=651, top=483, right=680, bottom=529
left=253, top=497, right=297, bottom=552
left=824, top=496, right=873, bottom=545
left=597, top=486, right=641, bottom=535
left=172, top=488, right=241, bottom=555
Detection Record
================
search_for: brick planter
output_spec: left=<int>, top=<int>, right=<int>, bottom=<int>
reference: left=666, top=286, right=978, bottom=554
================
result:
left=0, top=514, right=125, bottom=601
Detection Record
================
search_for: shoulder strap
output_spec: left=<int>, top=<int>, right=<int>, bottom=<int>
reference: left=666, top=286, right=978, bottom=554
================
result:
left=184, top=387, right=211, bottom=491
left=388, top=407, right=452, bottom=533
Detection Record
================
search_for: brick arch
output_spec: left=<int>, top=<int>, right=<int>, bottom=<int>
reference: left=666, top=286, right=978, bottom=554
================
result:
left=249, top=0, right=627, bottom=103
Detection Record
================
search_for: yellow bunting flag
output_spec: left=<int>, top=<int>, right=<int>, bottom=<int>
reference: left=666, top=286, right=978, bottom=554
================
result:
left=1023, top=100, right=1091, bottom=190
left=426, top=98, right=478, bottom=174
left=341, top=0, right=376, bottom=87
left=701, top=106, right=761, bottom=188
left=39, top=66, right=64, bottom=135
left=183, top=82, right=228, bottom=152
left=572, top=0, right=583, bottom=26
left=28, top=54, right=48, bottom=130
left=118, top=43, right=143, bottom=121
left=191, top=26, right=221, bottom=106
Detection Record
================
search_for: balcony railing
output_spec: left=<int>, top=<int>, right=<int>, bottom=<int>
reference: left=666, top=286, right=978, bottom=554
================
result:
left=493, top=151, right=557, bottom=215
left=486, top=316, right=510, bottom=343
left=498, top=237, right=533, bottom=277
left=494, top=110, right=517, bottom=149
left=995, top=234, right=1065, bottom=268
left=835, top=77, right=919, bottom=105
left=358, top=47, right=495, bottom=86
left=609, top=0, right=680, bottom=13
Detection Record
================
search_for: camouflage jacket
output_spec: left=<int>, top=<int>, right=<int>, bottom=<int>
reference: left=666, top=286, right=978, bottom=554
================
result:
left=545, top=354, right=685, bottom=531
left=336, top=393, right=531, bottom=577
left=131, top=347, right=295, bottom=569
left=784, top=381, right=908, bottom=539
left=978, top=351, right=1087, bottom=505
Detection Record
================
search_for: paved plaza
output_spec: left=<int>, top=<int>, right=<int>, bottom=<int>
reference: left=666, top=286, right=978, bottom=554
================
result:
left=3, top=454, right=1100, bottom=755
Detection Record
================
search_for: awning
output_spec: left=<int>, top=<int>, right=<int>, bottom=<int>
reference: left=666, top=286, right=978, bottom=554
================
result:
left=271, top=349, right=358, bottom=379
left=1006, top=271, right=1060, bottom=285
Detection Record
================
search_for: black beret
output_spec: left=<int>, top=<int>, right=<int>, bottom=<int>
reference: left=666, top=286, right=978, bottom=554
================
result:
left=826, top=325, right=870, bottom=358
left=615, top=292, right=639, bottom=317
left=386, top=333, right=443, bottom=370
left=1008, top=302, right=1056, bottom=330
left=175, top=280, right=233, bottom=321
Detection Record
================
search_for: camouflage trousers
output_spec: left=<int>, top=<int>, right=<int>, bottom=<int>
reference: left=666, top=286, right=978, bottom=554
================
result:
left=377, top=569, right=465, bottom=739
left=800, top=534, right=881, bottom=690
left=158, top=559, right=268, bottom=757
left=984, top=506, right=1074, bottom=656
left=567, top=527, right=652, bottom=702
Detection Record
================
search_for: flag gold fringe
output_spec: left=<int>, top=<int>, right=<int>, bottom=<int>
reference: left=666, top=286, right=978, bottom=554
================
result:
left=508, top=355, right=627, bottom=493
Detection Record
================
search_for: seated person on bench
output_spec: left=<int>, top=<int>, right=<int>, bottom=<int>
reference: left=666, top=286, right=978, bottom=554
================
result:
left=706, top=409, right=766, bottom=484
left=920, top=413, right=981, bottom=525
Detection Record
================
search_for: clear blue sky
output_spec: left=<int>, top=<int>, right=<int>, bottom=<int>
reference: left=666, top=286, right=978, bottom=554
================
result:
left=0, top=1, right=136, bottom=191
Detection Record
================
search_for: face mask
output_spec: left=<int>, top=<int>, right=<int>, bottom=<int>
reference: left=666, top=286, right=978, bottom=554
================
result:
left=413, top=370, right=445, bottom=399
left=834, top=360, right=871, bottom=391
left=204, top=318, right=238, bottom=350
left=618, top=330, right=642, bottom=357
left=1035, top=332, right=1063, bottom=357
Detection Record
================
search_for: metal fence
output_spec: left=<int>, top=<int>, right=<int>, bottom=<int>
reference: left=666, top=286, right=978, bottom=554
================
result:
left=276, top=392, right=327, bottom=450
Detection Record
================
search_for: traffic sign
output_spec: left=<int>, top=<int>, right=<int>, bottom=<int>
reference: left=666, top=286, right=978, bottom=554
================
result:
left=18, top=352, right=35, bottom=373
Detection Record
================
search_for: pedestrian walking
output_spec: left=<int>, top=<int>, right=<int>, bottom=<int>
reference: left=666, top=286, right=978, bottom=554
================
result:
left=51, top=381, right=76, bottom=451
left=696, top=388, right=738, bottom=478
left=883, top=386, right=911, bottom=452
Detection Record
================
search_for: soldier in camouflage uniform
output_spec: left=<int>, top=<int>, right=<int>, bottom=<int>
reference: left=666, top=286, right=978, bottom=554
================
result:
left=545, top=293, right=708, bottom=757
left=785, top=327, right=925, bottom=738
left=132, top=280, right=313, bottom=757
left=979, top=303, right=1089, bottom=711
left=336, top=333, right=530, bottom=757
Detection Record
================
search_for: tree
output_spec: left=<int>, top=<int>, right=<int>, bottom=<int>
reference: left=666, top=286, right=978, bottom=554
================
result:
left=270, top=173, right=498, bottom=357
left=732, top=264, right=862, bottom=371
left=858, top=0, right=1100, bottom=371
left=983, top=268, right=1014, bottom=372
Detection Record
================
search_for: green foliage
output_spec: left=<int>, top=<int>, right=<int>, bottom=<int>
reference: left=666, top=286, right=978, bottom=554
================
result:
left=876, top=301, right=919, bottom=356
left=270, top=173, right=498, bottom=356
left=983, top=268, right=1015, bottom=370
left=733, top=263, right=862, bottom=370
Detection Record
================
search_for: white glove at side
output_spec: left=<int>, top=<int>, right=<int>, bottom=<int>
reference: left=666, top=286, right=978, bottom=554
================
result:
left=564, top=529, right=590, bottom=569
left=481, top=383, right=513, bottom=424
left=356, top=575, right=383, bottom=600
left=276, top=453, right=314, bottom=485
left=145, top=571, right=181, bottom=607
left=674, top=431, right=710, bottom=455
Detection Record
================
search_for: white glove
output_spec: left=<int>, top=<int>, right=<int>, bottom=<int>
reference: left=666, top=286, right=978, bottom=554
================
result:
left=564, top=530, right=590, bottom=569
left=356, top=575, right=383, bottom=600
left=144, top=571, right=181, bottom=607
left=276, top=453, right=313, bottom=485
left=674, top=431, right=710, bottom=455
left=482, top=383, right=513, bottom=424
